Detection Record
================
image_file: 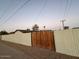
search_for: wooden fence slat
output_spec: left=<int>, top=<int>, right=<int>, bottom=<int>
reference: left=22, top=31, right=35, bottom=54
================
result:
left=36, top=32, right=41, bottom=47
left=32, top=31, right=55, bottom=51
left=32, top=32, right=37, bottom=47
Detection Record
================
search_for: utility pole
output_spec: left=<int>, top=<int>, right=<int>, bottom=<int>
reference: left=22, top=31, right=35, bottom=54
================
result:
left=60, top=19, right=66, bottom=30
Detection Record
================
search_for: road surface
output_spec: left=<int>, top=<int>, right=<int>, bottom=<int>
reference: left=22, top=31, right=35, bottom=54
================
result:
left=0, top=41, right=79, bottom=59
left=0, top=42, right=34, bottom=59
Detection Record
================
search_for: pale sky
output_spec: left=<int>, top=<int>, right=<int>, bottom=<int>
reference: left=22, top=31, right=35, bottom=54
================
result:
left=0, top=0, right=79, bottom=32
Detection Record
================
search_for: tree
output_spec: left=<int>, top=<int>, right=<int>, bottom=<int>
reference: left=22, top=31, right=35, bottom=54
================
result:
left=0, top=30, right=8, bottom=35
left=26, top=28, right=30, bottom=32
left=32, top=24, right=39, bottom=31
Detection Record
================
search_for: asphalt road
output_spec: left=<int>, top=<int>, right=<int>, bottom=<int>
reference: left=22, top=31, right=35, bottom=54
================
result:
left=0, top=42, right=34, bottom=59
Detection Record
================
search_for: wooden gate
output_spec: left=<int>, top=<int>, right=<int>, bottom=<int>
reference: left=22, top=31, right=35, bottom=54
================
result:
left=32, top=31, right=55, bottom=51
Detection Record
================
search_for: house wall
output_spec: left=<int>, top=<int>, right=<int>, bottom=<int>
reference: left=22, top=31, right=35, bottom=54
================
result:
left=54, top=29, right=79, bottom=57
left=2, top=31, right=31, bottom=46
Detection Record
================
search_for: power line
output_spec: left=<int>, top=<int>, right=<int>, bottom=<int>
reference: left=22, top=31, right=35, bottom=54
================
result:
left=0, top=8, right=8, bottom=20
left=61, top=0, right=68, bottom=30
left=34, top=0, right=48, bottom=23
left=66, top=0, right=72, bottom=18
left=63, top=0, right=72, bottom=19
left=61, top=0, right=72, bottom=30
left=0, top=0, right=19, bottom=22
left=0, top=0, right=31, bottom=27
left=63, top=0, right=69, bottom=19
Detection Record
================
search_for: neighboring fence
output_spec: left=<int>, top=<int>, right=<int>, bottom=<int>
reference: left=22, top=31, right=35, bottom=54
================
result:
left=1, top=29, right=79, bottom=57
left=1, top=30, right=55, bottom=50
left=32, top=31, right=55, bottom=50
left=54, top=29, right=79, bottom=57
left=2, top=31, right=31, bottom=46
